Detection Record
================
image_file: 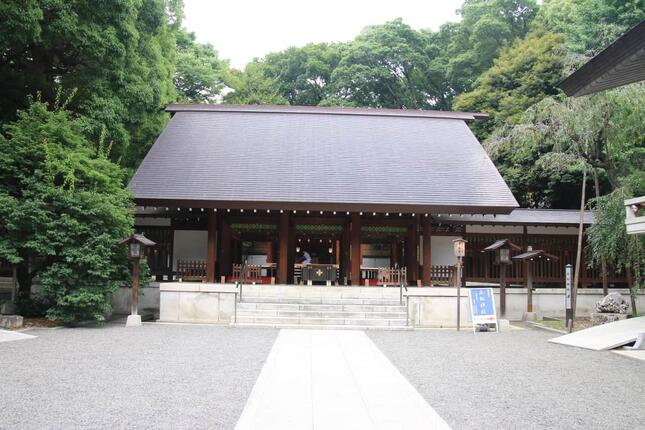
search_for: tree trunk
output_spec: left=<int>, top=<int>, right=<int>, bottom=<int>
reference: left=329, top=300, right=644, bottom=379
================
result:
left=626, top=267, right=637, bottom=317
left=16, top=261, right=33, bottom=298
left=592, top=168, right=609, bottom=295
left=572, top=165, right=587, bottom=327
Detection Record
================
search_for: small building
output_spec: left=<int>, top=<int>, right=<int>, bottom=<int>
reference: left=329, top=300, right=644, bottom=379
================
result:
left=130, top=104, right=626, bottom=287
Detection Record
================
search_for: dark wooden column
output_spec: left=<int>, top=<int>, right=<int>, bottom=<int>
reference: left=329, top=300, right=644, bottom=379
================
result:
left=278, top=212, right=290, bottom=284
left=218, top=216, right=232, bottom=278
left=350, top=213, right=362, bottom=285
left=340, top=221, right=350, bottom=284
left=405, top=219, right=418, bottom=285
left=206, top=211, right=217, bottom=283
left=422, top=217, right=432, bottom=286
left=391, top=236, right=400, bottom=267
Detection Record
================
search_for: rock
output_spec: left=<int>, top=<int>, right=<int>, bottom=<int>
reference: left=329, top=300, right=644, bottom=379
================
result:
left=594, top=292, right=629, bottom=314
left=0, top=315, right=24, bottom=329
left=591, top=312, right=628, bottom=326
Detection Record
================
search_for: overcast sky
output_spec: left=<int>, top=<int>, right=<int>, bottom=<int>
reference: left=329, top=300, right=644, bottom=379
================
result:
left=183, top=0, right=464, bottom=69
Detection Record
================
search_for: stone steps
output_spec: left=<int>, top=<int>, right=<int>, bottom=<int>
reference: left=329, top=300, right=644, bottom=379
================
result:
left=237, top=296, right=403, bottom=306
left=238, top=301, right=406, bottom=312
left=235, top=315, right=407, bottom=327
left=236, top=296, right=408, bottom=328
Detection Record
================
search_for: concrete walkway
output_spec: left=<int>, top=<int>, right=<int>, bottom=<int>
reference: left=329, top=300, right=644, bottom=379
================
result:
left=0, top=329, right=35, bottom=343
left=235, top=329, right=450, bottom=430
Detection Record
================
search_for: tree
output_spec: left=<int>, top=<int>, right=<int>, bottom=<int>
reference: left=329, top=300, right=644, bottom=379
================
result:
left=439, top=0, right=539, bottom=98
left=587, top=189, right=645, bottom=315
left=453, top=31, right=565, bottom=139
left=222, top=62, right=287, bottom=105
left=0, top=99, right=133, bottom=323
left=263, top=43, right=343, bottom=106
left=534, top=0, right=645, bottom=55
left=326, top=19, right=439, bottom=109
left=0, top=0, right=182, bottom=169
left=174, top=29, right=226, bottom=103
left=485, top=85, right=644, bottom=207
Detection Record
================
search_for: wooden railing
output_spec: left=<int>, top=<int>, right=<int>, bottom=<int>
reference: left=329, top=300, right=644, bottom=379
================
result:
left=177, top=259, right=206, bottom=282
left=232, top=263, right=263, bottom=283
left=430, top=265, right=456, bottom=286
left=377, top=267, right=407, bottom=286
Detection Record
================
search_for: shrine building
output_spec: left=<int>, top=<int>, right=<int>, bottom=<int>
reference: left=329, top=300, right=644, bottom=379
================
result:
left=130, top=104, right=624, bottom=288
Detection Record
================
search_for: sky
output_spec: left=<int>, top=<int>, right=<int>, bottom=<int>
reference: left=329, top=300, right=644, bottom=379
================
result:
left=183, top=0, right=464, bottom=69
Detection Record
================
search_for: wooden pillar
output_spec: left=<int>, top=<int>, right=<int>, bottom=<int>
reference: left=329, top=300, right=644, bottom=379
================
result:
left=350, top=213, right=362, bottom=286
left=391, top=236, right=400, bottom=267
left=206, top=211, right=217, bottom=283
left=405, top=220, right=418, bottom=285
left=422, top=217, right=432, bottom=286
left=527, top=261, right=534, bottom=313
left=340, top=222, right=350, bottom=284
left=218, top=217, right=232, bottom=278
left=500, top=264, right=507, bottom=317
left=278, top=212, right=290, bottom=284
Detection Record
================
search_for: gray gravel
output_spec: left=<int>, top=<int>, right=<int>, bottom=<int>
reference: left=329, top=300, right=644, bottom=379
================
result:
left=368, top=327, right=645, bottom=430
left=0, top=323, right=278, bottom=430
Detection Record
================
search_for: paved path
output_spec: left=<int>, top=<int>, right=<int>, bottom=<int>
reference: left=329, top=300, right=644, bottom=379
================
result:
left=0, top=329, right=35, bottom=343
left=235, top=329, right=450, bottom=430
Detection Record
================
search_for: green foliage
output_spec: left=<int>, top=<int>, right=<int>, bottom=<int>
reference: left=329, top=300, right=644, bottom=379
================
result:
left=0, top=0, right=182, bottom=169
left=0, top=100, right=133, bottom=323
left=325, top=19, right=439, bottom=108
left=535, top=0, right=645, bottom=55
left=440, top=0, right=539, bottom=96
left=485, top=85, right=645, bottom=207
left=587, top=190, right=645, bottom=313
left=453, top=31, right=565, bottom=138
left=223, top=62, right=288, bottom=105
left=263, top=43, right=343, bottom=106
left=175, top=30, right=226, bottom=103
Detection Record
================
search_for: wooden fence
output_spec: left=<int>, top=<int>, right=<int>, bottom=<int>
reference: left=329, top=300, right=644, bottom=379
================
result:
left=177, top=259, right=206, bottom=282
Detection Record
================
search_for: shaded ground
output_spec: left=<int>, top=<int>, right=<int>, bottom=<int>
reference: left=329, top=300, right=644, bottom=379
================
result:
left=0, top=323, right=277, bottom=430
left=368, top=328, right=644, bottom=430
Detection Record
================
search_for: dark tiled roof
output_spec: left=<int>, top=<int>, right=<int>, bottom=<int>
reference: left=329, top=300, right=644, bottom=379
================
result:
left=130, top=105, right=518, bottom=213
left=560, top=20, right=645, bottom=96
left=437, top=208, right=594, bottom=225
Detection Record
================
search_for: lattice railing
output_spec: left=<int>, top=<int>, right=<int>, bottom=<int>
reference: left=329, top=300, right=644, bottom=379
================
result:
left=177, top=259, right=206, bottom=281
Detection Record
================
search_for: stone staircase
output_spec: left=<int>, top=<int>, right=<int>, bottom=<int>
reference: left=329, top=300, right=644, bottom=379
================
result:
left=233, top=285, right=409, bottom=329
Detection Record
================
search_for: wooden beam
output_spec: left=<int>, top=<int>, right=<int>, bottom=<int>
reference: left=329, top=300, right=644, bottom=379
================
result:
left=350, top=213, right=362, bottom=286
left=340, top=222, right=350, bottom=284
left=278, top=212, right=290, bottom=284
left=206, top=211, right=217, bottom=282
left=422, top=217, right=432, bottom=286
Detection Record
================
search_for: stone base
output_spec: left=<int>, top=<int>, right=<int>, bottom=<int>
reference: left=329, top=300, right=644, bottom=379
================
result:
left=591, top=312, right=628, bottom=326
left=125, top=314, right=142, bottom=327
left=523, top=312, right=541, bottom=322
left=498, top=319, right=511, bottom=332
left=0, top=315, right=24, bottom=329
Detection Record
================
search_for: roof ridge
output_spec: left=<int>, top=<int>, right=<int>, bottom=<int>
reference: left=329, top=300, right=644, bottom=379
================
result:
left=164, top=103, right=489, bottom=121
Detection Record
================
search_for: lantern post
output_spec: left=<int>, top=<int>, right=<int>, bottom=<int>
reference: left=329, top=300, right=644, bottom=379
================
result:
left=119, top=234, right=156, bottom=327
left=453, top=238, right=467, bottom=331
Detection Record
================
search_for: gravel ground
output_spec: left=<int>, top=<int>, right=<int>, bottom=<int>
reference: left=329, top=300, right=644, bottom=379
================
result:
left=0, top=323, right=278, bottom=430
left=368, top=327, right=644, bottom=430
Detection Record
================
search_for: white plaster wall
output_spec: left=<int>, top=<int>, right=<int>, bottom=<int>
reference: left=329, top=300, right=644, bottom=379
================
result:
left=407, top=287, right=645, bottom=327
left=465, top=225, right=524, bottom=234
left=134, top=217, right=171, bottom=227
left=247, top=254, right=268, bottom=265
left=431, top=236, right=461, bottom=266
left=363, top=257, right=390, bottom=267
left=172, top=230, right=207, bottom=270
left=527, top=226, right=579, bottom=235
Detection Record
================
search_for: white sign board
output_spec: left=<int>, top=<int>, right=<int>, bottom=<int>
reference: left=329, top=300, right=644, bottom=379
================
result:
left=468, top=288, right=498, bottom=333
